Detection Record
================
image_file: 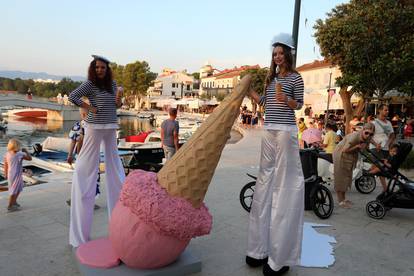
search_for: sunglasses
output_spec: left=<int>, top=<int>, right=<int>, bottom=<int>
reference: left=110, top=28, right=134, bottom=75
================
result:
left=363, top=131, right=374, bottom=136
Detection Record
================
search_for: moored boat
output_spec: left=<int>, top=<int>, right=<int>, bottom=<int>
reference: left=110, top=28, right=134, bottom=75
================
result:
left=31, top=137, right=133, bottom=173
left=7, top=108, right=48, bottom=118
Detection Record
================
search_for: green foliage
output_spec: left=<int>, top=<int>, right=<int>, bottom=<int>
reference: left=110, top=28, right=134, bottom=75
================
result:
left=57, top=77, right=79, bottom=94
left=110, top=61, right=157, bottom=99
left=14, top=78, right=28, bottom=94
left=199, top=93, right=211, bottom=100
left=400, top=149, right=414, bottom=170
left=314, top=0, right=414, bottom=98
left=0, top=78, right=16, bottom=91
left=240, top=68, right=269, bottom=96
left=0, top=77, right=81, bottom=98
left=191, top=72, right=200, bottom=80
left=216, top=93, right=226, bottom=102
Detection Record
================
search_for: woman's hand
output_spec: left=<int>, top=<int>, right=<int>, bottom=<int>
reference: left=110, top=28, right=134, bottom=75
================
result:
left=287, top=98, right=298, bottom=109
left=248, top=89, right=261, bottom=104
left=275, top=91, right=288, bottom=103
left=89, top=106, right=98, bottom=114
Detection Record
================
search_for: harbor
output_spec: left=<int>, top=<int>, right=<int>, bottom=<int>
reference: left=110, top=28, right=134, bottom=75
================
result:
left=1, top=1, right=413, bottom=275
left=0, top=127, right=413, bottom=275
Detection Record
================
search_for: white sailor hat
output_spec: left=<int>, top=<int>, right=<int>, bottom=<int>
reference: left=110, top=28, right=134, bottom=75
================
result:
left=91, top=55, right=110, bottom=64
left=271, top=33, right=295, bottom=49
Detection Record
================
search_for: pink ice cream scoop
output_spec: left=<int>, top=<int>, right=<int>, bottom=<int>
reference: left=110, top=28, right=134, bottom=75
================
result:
left=109, top=170, right=212, bottom=268
left=75, top=75, right=252, bottom=270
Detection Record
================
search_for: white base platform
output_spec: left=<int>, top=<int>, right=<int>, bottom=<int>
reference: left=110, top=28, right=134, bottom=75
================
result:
left=74, top=248, right=202, bottom=276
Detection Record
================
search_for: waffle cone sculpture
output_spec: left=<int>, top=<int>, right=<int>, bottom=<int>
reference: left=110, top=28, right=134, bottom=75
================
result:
left=77, top=75, right=252, bottom=270
left=158, top=74, right=253, bottom=207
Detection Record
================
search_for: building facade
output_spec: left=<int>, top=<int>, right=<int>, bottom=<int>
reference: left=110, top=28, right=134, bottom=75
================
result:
left=200, top=65, right=260, bottom=97
left=150, top=68, right=195, bottom=98
left=296, top=60, right=341, bottom=94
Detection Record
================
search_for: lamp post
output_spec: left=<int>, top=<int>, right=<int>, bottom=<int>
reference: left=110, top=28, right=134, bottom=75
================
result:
left=292, top=0, right=301, bottom=67
left=181, top=81, right=184, bottom=99
left=325, top=69, right=333, bottom=126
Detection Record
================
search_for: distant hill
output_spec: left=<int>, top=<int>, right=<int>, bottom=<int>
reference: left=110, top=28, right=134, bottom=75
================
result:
left=0, top=70, right=85, bottom=82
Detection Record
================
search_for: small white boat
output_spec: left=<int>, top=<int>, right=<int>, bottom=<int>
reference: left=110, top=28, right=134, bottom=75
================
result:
left=31, top=137, right=132, bottom=172
left=137, top=112, right=155, bottom=119
left=117, top=109, right=138, bottom=117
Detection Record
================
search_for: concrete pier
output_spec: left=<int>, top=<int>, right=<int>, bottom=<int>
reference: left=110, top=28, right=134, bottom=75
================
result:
left=0, top=128, right=413, bottom=275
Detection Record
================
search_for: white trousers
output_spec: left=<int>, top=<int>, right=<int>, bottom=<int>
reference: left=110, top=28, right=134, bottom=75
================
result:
left=69, top=127, right=125, bottom=247
left=247, top=130, right=304, bottom=271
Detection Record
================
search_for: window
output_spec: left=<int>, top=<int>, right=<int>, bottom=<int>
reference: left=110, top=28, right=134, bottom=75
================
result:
left=172, top=83, right=175, bottom=88
left=172, top=92, right=176, bottom=96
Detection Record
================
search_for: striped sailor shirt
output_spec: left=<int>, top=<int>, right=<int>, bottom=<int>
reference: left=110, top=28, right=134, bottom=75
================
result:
left=69, top=80, right=118, bottom=125
left=258, top=72, right=304, bottom=128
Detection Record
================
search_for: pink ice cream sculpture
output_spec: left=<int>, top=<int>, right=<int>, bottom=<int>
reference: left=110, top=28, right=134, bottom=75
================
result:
left=77, top=75, right=252, bottom=269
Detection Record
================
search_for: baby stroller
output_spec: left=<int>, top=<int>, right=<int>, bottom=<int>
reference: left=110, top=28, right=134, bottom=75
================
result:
left=239, top=148, right=334, bottom=219
left=364, top=142, right=414, bottom=219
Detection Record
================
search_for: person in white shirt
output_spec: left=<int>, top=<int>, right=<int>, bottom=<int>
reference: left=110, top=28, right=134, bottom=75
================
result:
left=371, top=104, right=395, bottom=191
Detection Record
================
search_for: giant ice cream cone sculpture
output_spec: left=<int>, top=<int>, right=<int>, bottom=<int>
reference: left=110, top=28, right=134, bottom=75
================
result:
left=77, top=75, right=252, bottom=269
left=157, top=74, right=253, bottom=208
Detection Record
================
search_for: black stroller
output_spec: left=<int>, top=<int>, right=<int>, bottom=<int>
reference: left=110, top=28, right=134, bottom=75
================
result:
left=239, top=148, right=334, bottom=219
left=363, top=142, right=414, bottom=219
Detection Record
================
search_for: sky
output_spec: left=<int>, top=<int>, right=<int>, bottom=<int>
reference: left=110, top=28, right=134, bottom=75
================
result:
left=0, top=0, right=348, bottom=77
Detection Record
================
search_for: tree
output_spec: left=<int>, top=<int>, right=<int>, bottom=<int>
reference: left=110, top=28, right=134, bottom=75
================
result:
left=199, top=93, right=211, bottom=100
left=110, top=63, right=124, bottom=87
left=14, top=78, right=28, bottom=94
left=314, top=0, right=414, bottom=133
left=191, top=72, right=200, bottom=80
left=110, top=61, right=157, bottom=99
left=2, top=78, right=15, bottom=91
left=240, top=68, right=268, bottom=95
left=57, top=78, right=81, bottom=95
left=240, top=68, right=269, bottom=111
left=191, top=72, right=200, bottom=89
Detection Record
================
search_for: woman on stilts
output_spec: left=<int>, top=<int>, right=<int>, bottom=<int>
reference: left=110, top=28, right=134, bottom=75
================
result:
left=246, top=33, right=305, bottom=276
left=68, top=55, right=125, bottom=247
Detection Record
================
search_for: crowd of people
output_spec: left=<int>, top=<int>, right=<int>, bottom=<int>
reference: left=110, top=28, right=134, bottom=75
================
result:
left=297, top=104, right=413, bottom=208
left=239, top=105, right=262, bottom=128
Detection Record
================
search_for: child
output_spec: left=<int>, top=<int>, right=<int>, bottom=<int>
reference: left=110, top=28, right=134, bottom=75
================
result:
left=369, top=144, right=399, bottom=191
left=3, top=139, right=32, bottom=212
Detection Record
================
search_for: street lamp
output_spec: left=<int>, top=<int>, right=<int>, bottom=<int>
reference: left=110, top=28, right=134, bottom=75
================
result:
left=325, top=68, right=333, bottom=126
left=181, top=81, right=184, bottom=99
left=292, top=0, right=301, bottom=67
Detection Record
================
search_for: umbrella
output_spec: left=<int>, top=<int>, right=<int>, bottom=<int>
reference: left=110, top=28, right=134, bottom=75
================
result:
left=301, top=128, right=322, bottom=145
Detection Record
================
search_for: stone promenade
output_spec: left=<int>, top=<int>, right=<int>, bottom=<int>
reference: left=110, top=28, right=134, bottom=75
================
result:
left=0, top=128, right=413, bottom=276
